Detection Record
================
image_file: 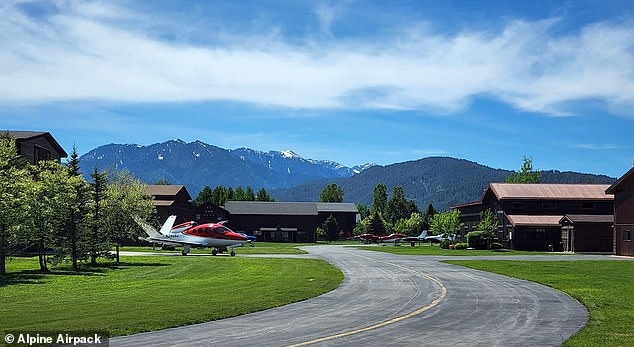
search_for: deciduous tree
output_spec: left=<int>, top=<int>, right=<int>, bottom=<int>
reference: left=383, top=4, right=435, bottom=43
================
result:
left=0, top=136, right=30, bottom=276
left=102, top=171, right=155, bottom=263
left=371, top=183, right=388, bottom=215
left=429, top=209, right=462, bottom=236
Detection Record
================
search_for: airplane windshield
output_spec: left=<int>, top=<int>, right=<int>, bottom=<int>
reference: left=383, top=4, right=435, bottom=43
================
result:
left=213, top=226, right=230, bottom=234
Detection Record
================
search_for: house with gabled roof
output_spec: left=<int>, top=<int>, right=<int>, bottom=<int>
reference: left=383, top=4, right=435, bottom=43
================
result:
left=3, top=130, right=67, bottom=164
left=223, top=201, right=359, bottom=242
left=606, top=166, right=634, bottom=256
left=453, top=183, right=614, bottom=251
left=145, top=185, right=194, bottom=224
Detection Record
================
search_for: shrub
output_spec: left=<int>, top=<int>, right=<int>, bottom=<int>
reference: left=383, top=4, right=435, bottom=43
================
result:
left=453, top=242, right=469, bottom=250
left=489, top=242, right=503, bottom=250
left=466, top=230, right=495, bottom=250
left=439, top=239, right=451, bottom=249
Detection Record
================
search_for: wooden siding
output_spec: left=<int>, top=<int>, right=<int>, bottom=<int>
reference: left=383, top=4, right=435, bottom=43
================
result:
left=561, top=222, right=613, bottom=252
left=615, top=225, right=634, bottom=256
left=226, top=214, right=318, bottom=243
left=17, top=136, right=64, bottom=164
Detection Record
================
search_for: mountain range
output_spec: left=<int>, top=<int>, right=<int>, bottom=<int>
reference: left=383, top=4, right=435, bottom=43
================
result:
left=79, top=139, right=375, bottom=195
left=79, top=140, right=616, bottom=211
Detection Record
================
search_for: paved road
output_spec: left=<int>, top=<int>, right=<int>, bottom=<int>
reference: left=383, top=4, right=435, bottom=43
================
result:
left=112, top=246, right=592, bottom=347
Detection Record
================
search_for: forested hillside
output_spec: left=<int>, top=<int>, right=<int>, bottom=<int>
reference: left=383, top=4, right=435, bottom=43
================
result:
left=271, top=157, right=615, bottom=211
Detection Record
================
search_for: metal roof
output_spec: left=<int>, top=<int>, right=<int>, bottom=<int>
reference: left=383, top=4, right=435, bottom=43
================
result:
left=224, top=201, right=359, bottom=216
left=316, top=203, right=359, bottom=213
left=146, top=185, right=190, bottom=199
left=506, top=215, right=563, bottom=227
left=224, top=201, right=319, bottom=215
left=489, top=183, right=612, bottom=201
left=606, top=166, right=634, bottom=194
left=559, top=214, right=614, bottom=224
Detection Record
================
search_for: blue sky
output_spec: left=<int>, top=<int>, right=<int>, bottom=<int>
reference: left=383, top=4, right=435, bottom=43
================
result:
left=1, top=0, right=633, bottom=177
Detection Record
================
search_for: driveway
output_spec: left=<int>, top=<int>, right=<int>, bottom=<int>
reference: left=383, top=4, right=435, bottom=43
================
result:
left=112, top=246, right=590, bottom=346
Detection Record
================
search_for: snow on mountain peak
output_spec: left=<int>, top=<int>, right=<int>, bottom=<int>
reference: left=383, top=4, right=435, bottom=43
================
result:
left=280, top=150, right=299, bottom=158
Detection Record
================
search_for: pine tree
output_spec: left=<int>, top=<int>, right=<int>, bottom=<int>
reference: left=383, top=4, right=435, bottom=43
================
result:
left=245, top=186, right=255, bottom=201
left=65, top=145, right=90, bottom=271
left=256, top=188, right=273, bottom=201
left=320, top=183, right=344, bottom=203
left=422, top=203, right=437, bottom=230
left=89, top=166, right=109, bottom=265
left=505, top=156, right=541, bottom=183
left=367, top=209, right=387, bottom=236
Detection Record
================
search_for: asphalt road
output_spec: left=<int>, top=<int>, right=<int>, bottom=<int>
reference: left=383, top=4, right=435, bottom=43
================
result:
left=112, top=246, right=592, bottom=347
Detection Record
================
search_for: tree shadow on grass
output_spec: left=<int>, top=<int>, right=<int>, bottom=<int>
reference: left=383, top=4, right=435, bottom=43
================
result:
left=0, top=261, right=170, bottom=287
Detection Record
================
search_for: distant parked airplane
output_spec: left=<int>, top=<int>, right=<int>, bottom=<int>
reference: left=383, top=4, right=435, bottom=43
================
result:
left=424, top=233, right=456, bottom=244
left=136, top=215, right=251, bottom=256
left=397, top=230, right=429, bottom=244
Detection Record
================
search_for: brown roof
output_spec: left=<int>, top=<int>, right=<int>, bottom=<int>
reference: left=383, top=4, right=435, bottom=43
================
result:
left=3, top=130, right=68, bottom=158
left=451, top=200, right=484, bottom=209
left=559, top=214, right=614, bottom=224
left=224, top=201, right=359, bottom=216
left=507, top=215, right=563, bottom=227
left=489, top=183, right=612, bottom=201
left=146, top=185, right=190, bottom=198
left=606, top=166, right=634, bottom=194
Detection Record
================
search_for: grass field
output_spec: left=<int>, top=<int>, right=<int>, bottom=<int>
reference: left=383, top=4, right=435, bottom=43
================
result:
left=120, top=242, right=313, bottom=255
left=0, top=256, right=343, bottom=336
left=121, top=241, right=363, bottom=255
left=446, top=260, right=634, bottom=346
left=355, top=244, right=565, bottom=256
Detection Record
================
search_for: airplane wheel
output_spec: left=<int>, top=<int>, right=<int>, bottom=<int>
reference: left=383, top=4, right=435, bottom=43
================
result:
left=212, top=249, right=218, bottom=256
left=230, top=251, right=236, bottom=257
left=181, top=251, right=187, bottom=256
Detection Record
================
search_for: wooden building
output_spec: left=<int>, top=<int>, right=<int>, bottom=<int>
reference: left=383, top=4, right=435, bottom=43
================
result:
left=5, top=130, right=67, bottom=164
left=606, top=167, right=634, bottom=256
left=559, top=214, right=614, bottom=253
left=145, top=185, right=194, bottom=224
left=223, top=201, right=359, bottom=243
left=453, top=183, right=613, bottom=251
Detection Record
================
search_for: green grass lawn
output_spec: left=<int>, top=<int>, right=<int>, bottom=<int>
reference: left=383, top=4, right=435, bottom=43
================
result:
left=119, top=242, right=313, bottom=255
left=445, top=260, right=634, bottom=346
left=120, top=241, right=364, bottom=255
left=0, top=255, right=343, bottom=336
left=354, top=243, right=565, bottom=256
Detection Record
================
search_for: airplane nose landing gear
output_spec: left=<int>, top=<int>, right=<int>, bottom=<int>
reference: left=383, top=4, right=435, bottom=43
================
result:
left=230, top=250, right=236, bottom=257
left=212, top=249, right=218, bottom=256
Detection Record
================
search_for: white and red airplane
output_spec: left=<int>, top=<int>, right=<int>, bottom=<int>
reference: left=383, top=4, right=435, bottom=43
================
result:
left=136, top=215, right=252, bottom=256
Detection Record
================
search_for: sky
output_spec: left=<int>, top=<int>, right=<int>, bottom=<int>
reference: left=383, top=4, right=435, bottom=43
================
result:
left=1, top=0, right=633, bottom=177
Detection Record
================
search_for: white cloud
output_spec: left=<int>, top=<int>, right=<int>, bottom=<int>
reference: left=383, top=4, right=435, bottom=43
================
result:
left=573, top=143, right=624, bottom=150
left=1, top=1, right=634, bottom=116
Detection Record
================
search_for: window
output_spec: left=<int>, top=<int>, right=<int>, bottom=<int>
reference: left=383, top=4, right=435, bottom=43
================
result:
left=624, top=229, right=632, bottom=242
left=580, top=202, right=595, bottom=210
left=213, top=226, right=230, bottom=234
left=541, top=202, right=557, bottom=210
left=205, top=227, right=211, bottom=234
left=511, top=202, right=526, bottom=209
left=34, top=145, right=51, bottom=163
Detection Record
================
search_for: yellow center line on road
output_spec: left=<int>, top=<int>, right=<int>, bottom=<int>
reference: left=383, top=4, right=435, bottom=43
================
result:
left=286, top=251, right=447, bottom=347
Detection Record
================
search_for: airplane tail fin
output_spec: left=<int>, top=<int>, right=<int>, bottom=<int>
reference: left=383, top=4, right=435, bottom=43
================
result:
left=419, top=230, right=428, bottom=239
left=134, top=217, right=163, bottom=238
left=159, top=215, right=177, bottom=236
